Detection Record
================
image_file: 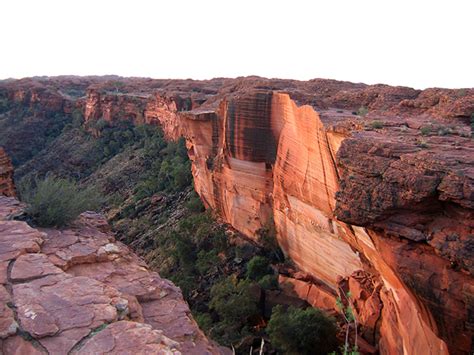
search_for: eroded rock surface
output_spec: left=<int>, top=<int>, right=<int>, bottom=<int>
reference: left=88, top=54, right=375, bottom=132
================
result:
left=0, top=199, right=222, bottom=354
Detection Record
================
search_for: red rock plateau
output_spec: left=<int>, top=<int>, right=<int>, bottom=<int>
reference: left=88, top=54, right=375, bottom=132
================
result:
left=0, top=163, right=223, bottom=353
left=1, top=76, right=473, bottom=354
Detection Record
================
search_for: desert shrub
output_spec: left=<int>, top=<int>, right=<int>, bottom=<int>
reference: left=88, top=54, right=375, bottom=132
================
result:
left=169, top=273, right=197, bottom=299
left=258, top=274, right=279, bottom=290
left=267, top=305, right=338, bottom=355
left=437, top=126, right=453, bottom=136
left=196, top=249, right=219, bottom=275
left=456, top=89, right=466, bottom=97
left=0, top=97, right=11, bottom=114
left=370, top=120, right=384, bottom=129
left=194, top=312, right=213, bottom=332
left=94, top=118, right=110, bottom=131
left=173, top=232, right=197, bottom=273
left=357, top=106, right=368, bottom=117
left=133, top=137, right=192, bottom=198
left=417, top=138, right=429, bottom=148
left=20, top=176, right=103, bottom=227
left=209, top=276, right=260, bottom=325
left=246, top=255, right=273, bottom=281
left=258, top=218, right=285, bottom=262
left=420, top=126, right=431, bottom=135
left=186, top=193, right=205, bottom=213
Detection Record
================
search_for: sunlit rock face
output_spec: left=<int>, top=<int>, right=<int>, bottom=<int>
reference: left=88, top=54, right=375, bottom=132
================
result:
left=156, top=91, right=473, bottom=355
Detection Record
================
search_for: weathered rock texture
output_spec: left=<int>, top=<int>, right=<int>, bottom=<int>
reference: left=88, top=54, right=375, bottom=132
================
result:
left=0, top=148, right=15, bottom=197
left=0, top=196, right=223, bottom=354
left=1, top=76, right=473, bottom=355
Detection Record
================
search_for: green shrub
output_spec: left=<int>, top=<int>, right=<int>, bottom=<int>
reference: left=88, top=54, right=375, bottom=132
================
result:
left=258, top=218, right=285, bottom=262
left=93, top=118, right=110, bottom=131
left=194, top=312, right=213, bottom=332
left=196, top=249, right=219, bottom=275
left=437, top=126, right=453, bottom=136
left=357, top=106, right=368, bottom=117
left=267, top=305, right=338, bottom=355
left=209, top=277, right=260, bottom=325
left=258, top=274, right=279, bottom=290
left=456, top=89, right=466, bottom=97
left=246, top=256, right=272, bottom=281
left=173, top=233, right=197, bottom=273
left=420, top=126, right=431, bottom=136
left=20, top=176, right=103, bottom=227
left=417, top=138, right=429, bottom=149
left=186, top=193, right=205, bottom=213
left=370, top=120, right=384, bottom=129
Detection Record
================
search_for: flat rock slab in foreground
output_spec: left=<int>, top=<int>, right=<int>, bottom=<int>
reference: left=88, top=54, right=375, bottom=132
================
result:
left=0, top=196, right=223, bottom=354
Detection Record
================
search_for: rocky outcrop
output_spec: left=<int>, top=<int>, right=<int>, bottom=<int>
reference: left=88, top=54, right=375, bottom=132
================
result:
left=84, top=89, right=148, bottom=124
left=0, top=148, right=15, bottom=197
left=0, top=197, right=223, bottom=354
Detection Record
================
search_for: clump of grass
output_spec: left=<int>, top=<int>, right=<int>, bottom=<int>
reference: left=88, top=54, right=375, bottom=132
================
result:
left=370, top=120, right=384, bottom=129
left=420, top=126, right=431, bottom=136
left=416, top=139, right=429, bottom=149
left=357, top=106, right=369, bottom=117
left=456, top=89, right=466, bottom=97
left=20, top=175, right=103, bottom=227
left=437, top=126, right=453, bottom=136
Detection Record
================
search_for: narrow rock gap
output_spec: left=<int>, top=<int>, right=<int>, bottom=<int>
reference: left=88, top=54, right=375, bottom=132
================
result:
left=10, top=272, right=61, bottom=285
left=67, top=323, right=110, bottom=355
left=372, top=288, right=384, bottom=346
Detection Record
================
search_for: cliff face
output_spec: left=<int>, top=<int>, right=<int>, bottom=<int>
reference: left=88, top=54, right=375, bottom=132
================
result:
left=0, top=148, right=15, bottom=197
left=147, top=89, right=473, bottom=355
left=84, top=89, right=148, bottom=124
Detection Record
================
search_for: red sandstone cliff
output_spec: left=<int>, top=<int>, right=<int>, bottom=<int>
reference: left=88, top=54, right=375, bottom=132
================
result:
left=138, top=84, right=473, bottom=355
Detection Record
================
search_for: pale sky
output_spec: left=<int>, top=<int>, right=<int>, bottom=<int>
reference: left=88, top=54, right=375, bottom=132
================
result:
left=1, top=0, right=472, bottom=89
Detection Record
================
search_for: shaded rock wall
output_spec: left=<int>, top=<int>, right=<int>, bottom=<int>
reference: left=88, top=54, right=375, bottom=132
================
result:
left=0, top=148, right=15, bottom=197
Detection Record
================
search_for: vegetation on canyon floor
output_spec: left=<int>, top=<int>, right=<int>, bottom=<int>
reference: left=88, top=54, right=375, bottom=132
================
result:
left=2, top=104, right=341, bottom=354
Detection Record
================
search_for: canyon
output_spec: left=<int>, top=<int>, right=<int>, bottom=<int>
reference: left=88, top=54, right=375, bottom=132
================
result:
left=0, top=76, right=473, bottom=354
